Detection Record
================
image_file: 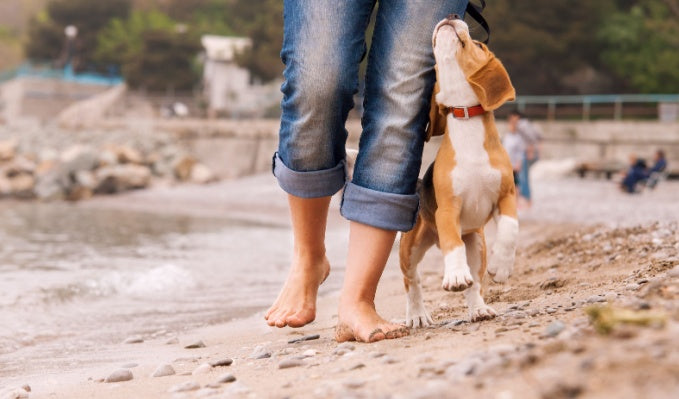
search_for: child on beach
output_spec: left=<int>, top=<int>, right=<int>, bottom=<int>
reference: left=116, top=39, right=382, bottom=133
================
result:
left=265, top=0, right=470, bottom=343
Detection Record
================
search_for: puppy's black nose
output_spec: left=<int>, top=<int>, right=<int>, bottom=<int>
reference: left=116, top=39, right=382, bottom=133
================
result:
left=447, top=13, right=461, bottom=20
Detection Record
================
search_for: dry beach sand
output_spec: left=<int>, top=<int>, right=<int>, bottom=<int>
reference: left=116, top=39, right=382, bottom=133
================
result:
left=2, top=173, right=679, bottom=399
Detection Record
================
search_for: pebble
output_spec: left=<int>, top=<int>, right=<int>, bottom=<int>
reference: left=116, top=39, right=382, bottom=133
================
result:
left=151, top=364, right=176, bottom=377
left=21, top=385, right=31, bottom=393
left=337, top=342, right=356, bottom=351
left=545, top=308, right=557, bottom=314
left=604, top=292, right=617, bottom=302
left=210, top=358, right=233, bottom=367
left=5, top=389, right=28, bottom=399
left=586, top=295, right=606, bottom=304
left=343, top=379, right=366, bottom=389
left=279, top=358, right=305, bottom=369
left=382, top=356, right=398, bottom=364
left=302, top=349, right=317, bottom=357
left=120, top=363, right=138, bottom=368
left=169, top=381, right=201, bottom=393
left=543, top=320, right=566, bottom=338
left=668, top=265, right=679, bottom=278
left=625, top=283, right=641, bottom=291
left=195, top=388, right=220, bottom=398
left=349, top=363, right=365, bottom=370
left=165, top=337, right=179, bottom=345
left=123, top=335, right=143, bottom=344
left=192, top=363, right=213, bottom=375
left=217, top=373, right=237, bottom=383
left=104, top=369, right=133, bottom=383
left=288, top=334, right=320, bottom=344
left=369, top=351, right=386, bottom=358
left=250, top=345, right=272, bottom=359
left=184, top=340, right=206, bottom=349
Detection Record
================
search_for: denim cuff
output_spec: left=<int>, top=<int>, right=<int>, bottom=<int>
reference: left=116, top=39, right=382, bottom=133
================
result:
left=340, top=182, right=419, bottom=232
left=272, top=153, right=346, bottom=198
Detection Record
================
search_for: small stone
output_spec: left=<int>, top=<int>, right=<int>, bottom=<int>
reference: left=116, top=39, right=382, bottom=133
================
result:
left=444, top=319, right=467, bottom=329
left=288, top=334, right=320, bottom=344
left=279, top=358, right=305, bottom=369
left=210, top=358, right=233, bottom=367
left=250, top=345, right=271, bottom=359
left=604, top=292, right=617, bottom=302
left=543, top=320, right=566, bottom=338
left=370, top=352, right=386, bottom=358
left=184, top=340, right=206, bottom=349
left=302, top=349, right=317, bottom=357
left=104, top=369, right=133, bottom=383
left=5, top=389, right=28, bottom=399
left=120, top=363, right=138, bottom=368
left=586, top=295, right=605, bottom=304
left=217, top=373, right=236, bottom=383
left=668, top=265, right=679, bottom=278
left=21, top=385, right=31, bottom=393
left=169, top=381, right=201, bottom=393
left=540, top=277, right=566, bottom=290
left=151, top=364, right=175, bottom=377
left=545, top=308, right=557, bottom=314
left=382, top=356, right=398, bottom=364
left=425, top=333, right=433, bottom=340
left=192, top=363, right=213, bottom=375
left=625, top=283, right=641, bottom=291
left=349, top=363, right=365, bottom=370
left=344, top=379, right=366, bottom=389
left=165, top=337, right=179, bottom=345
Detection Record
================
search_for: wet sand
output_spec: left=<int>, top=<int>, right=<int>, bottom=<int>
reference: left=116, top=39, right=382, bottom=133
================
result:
left=3, top=174, right=679, bottom=399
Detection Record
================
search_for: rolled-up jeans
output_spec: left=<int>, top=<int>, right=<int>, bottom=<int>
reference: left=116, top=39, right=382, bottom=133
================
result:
left=273, top=0, right=469, bottom=231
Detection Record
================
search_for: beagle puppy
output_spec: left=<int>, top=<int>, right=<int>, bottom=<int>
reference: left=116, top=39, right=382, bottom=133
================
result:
left=399, top=15, right=518, bottom=327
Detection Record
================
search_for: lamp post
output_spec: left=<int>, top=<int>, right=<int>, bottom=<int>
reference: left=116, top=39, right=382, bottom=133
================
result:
left=63, top=25, right=78, bottom=78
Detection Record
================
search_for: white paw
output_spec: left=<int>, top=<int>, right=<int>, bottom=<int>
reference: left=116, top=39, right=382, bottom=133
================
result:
left=488, top=250, right=514, bottom=283
left=406, top=304, right=433, bottom=328
left=469, top=304, right=497, bottom=322
left=442, top=267, right=474, bottom=292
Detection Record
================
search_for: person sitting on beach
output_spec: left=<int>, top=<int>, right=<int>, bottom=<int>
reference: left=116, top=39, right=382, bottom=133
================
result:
left=621, top=154, right=648, bottom=193
left=646, top=149, right=668, bottom=189
left=502, top=125, right=526, bottom=201
left=265, top=0, right=470, bottom=343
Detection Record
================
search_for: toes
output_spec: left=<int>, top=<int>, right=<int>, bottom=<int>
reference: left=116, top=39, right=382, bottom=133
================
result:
left=285, top=310, right=315, bottom=328
left=366, top=328, right=385, bottom=343
left=384, top=327, right=409, bottom=339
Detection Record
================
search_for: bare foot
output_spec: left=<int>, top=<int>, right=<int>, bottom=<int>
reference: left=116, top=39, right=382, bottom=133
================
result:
left=265, top=254, right=330, bottom=328
left=335, top=301, right=409, bottom=343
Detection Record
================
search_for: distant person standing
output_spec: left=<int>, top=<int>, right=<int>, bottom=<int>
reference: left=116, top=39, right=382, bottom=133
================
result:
left=507, top=110, right=541, bottom=207
left=646, top=149, right=668, bottom=189
left=502, top=125, right=526, bottom=201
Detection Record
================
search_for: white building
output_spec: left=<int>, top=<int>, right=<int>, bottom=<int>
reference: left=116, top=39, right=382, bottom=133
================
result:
left=201, top=35, right=282, bottom=118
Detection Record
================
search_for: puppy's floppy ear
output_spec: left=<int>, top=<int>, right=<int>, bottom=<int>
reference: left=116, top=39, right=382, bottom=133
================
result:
left=457, top=41, right=515, bottom=111
left=425, top=80, right=447, bottom=142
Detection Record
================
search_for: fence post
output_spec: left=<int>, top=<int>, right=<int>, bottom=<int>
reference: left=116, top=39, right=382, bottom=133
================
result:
left=614, top=98, right=622, bottom=120
left=583, top=99, right=590, bottom=121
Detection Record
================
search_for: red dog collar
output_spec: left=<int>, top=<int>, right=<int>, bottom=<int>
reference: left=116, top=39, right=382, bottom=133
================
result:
left=447, top=105, right=486, bottom=119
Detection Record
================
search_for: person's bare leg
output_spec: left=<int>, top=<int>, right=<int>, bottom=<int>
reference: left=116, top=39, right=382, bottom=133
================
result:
left=335, top=222, right=409, bottom=342
left=265, top=194, right=331, bottom=328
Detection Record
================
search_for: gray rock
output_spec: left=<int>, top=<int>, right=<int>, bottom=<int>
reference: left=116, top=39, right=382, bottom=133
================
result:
left=668, top=265, right=679, bottom=278
left=217, top=373, right=236, bottom=383
left=104, top=369, right=133, bottom=383
left=543, top=320, right=566, bottom=338
left=192, top=363, right=212, bottom=375
left=288, top=334, right=320, bottom=344
left=95, top=164, right=151, bottom=193
left=169, top=381, right=201, bottom=393
left=586, top=295, right=606, bottom=304
left=123, top=336, right=143, bottom=344
left=184, top=340, right=206, bottom=349
left=249, top=345, right=271, bottom=359
left=302, top=349, right=317, bottom=357
left=120, top=363, right=138, bottom=368
left=4, top=388, right=28, bottom=399
left=343, top=379, right=366, bottom=389
left=336, top=342, right=355, bottom=351
left=279, top=358, right=305, bottom=369
left=151, top=364, right=175, bottom=377
left=60, top=145, right=99, bottom=173
left=165, top=337, right=179, bottom=345
left=210, top=358, right=233, bottom=367
left=382, top=356, right=398, bottom=364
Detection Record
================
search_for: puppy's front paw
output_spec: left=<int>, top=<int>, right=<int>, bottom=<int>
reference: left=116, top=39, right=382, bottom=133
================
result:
left=469, top=304, right=497, bottom=322
left=406, top=305, right=433, bottom=328
left=442, top=268, right=474, bottom=292
left=488, top=251, right=514, bottom=283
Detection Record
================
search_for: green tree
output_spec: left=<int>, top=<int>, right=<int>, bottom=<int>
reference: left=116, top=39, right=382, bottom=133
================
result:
left=124, top=29, right=201, bottom=91
left=25, top=0, right=131, bottom=70
left=598, top=0, right=679, bottom=93
left=96, top=10, right=199, bottom=91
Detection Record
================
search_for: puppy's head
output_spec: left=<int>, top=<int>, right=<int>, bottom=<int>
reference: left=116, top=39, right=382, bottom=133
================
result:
left=432, top=16, right=515, bottom=111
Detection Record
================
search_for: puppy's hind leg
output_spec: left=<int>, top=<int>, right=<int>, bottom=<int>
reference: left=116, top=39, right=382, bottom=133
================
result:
left=400, top=217, right=436, bottom=328
left=463, top=231, right=497, bottom=322
left=488, top=192, right=519, bottom=283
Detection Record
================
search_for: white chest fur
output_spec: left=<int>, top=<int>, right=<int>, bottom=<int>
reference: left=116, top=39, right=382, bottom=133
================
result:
left=447, top=116, right=501, bottom=233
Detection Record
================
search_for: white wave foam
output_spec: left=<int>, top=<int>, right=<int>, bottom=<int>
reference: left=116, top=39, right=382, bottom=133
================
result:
left=87, top=263, right=197, bottom=298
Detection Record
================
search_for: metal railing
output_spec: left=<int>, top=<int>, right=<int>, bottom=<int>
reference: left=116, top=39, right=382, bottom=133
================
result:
left=508, top=94, right=679, bottom=121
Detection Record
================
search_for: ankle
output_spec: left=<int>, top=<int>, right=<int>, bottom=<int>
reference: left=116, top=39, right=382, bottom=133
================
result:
left=292, top=246, right=326, bottom=265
